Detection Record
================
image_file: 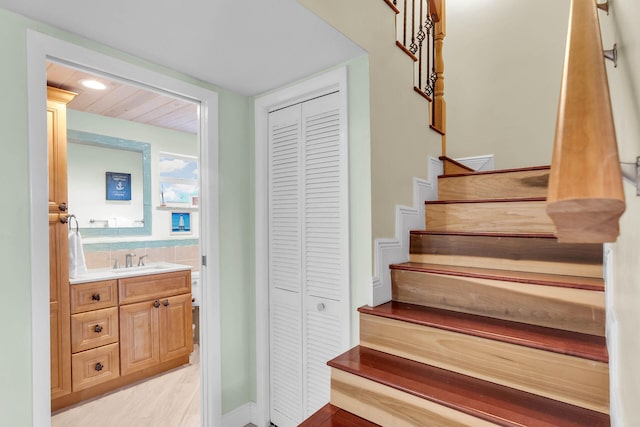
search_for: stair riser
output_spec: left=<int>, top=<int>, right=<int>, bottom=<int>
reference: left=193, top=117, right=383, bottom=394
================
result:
left=410, top=233, right=603, bottom=278
left=438, top=168, right=550, bottom=200
left=426, top=200, right=554, bottom=233
left=392, top=269, right=605, bottom=336
left=360, top=314, right=610, bottom=413
left=331, top=368, right=498, bottom=427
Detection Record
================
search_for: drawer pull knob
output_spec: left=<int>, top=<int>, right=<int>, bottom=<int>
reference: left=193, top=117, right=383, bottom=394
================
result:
left=58, top=202, right=67, bottom=212
left=163, top=299, right=169, bottom=307
left=153, top=300, right=160, bottom=308
left=94, top=325, right=103, bottom=333
left=317, top=303, right=326, bottom=312
left=95, top=362, right=104, bottom=372
left=59, top=215, right=69, bottom=224
left=91, top=293, right=101, bottom=302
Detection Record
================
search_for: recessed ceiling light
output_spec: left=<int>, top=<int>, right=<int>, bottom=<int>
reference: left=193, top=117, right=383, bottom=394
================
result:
left=80, top=79, right=107, bottom=90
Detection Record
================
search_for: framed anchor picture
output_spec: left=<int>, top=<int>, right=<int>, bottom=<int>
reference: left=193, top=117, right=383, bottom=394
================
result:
left=105, top=171, right=131, bottom=201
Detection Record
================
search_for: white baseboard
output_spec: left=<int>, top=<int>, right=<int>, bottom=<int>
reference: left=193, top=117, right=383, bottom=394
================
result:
left=223, top=401, right=257, bottom=427
left=454, top=154, right=494, bottom=171
left=370, top=156, right=442, bottom=306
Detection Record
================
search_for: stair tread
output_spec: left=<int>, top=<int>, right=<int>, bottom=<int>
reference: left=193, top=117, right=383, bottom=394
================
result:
left=300, top=403, right=380, bottom=427
left=426, top=197, right=546, bottom=204
left=329, top=346, right=610, bottom=427
left=412, top=230, right=557, bottom=238
left=439, top=165, right=551, bottom=178
left=359, top=301, right=608, bottom=362
left=390, top=261, right=604, bottom=291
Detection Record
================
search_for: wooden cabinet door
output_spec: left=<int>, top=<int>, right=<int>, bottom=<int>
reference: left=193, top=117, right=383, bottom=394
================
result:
left=48, top=87, right=76, bottom=400
left=159, top=293, right=193, bottom=362
left=119, top=300, right=160, bottom=376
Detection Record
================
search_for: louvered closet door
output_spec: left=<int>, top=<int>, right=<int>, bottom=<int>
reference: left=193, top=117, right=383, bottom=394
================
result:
left=269, top=103, right=304, bottom=427
left=268, top=91, right=349, bottom=427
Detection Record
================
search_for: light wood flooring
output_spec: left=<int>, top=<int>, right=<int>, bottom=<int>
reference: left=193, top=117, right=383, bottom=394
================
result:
left=52, top=347, right=200, bottom=427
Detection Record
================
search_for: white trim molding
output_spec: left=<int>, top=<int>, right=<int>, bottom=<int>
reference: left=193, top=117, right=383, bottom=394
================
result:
left=26, top=30, right=221, bottom=427
left=222, top=402, right=257, bottom=427
left=454, top=154, right=494, bottom=171
left=604, top=244, right=622, bottom=426
left=254, top=67, right=348, bottom=426
left=370, top=156, right=442, bottom=306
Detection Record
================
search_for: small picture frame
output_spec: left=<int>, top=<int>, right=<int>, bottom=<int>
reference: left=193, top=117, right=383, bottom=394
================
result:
left=106, top=172, right=131, bottom=201
left=171, top=211, right=191, bottom=234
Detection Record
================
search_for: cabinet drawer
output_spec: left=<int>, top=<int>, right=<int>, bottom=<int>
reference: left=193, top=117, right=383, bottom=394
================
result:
left=71, top=307, right=119, bottom=353
left=119, top=270, right=191, bottom=305
left=70, top=280, right=118, bottom=314
left=71, top=343, right=120, bottom=392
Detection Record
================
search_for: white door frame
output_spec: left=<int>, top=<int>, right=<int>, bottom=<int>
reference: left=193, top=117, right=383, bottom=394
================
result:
left=254, top=67, right=348, bottom=426
left=26, top=31, right=222, bottom=427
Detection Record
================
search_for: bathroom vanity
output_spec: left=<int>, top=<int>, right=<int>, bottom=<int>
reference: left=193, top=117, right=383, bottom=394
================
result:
left=52, top=263, right=193, bottom=411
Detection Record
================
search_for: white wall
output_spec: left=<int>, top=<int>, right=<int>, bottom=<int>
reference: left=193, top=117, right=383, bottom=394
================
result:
left=599, top=0, right=640, bottom=424
left=298, top=0, right=442, bottom=241
left=445, top=0, right=570, bottom=169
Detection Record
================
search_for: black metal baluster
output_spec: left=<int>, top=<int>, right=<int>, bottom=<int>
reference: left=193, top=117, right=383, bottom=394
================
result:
left=410, top=0, right=418, bottom=54
left=416, top=0, right=426, bottom=89
left=403, top=0, right=408, bottom=47
left=425, top=14, right=435, bottom=97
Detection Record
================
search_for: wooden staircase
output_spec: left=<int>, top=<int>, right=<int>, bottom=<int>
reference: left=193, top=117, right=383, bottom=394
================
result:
left=301, top=165, right=610, bottom=426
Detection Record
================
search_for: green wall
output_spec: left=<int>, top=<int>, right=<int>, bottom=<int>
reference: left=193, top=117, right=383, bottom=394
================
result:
left=0, top=9, right=33, bottom=426
left=0, top=7, right=255, bottom=424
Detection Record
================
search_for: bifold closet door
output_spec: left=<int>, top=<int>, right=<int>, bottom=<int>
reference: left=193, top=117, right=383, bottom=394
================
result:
left=268, top=91, right=349, bottom=427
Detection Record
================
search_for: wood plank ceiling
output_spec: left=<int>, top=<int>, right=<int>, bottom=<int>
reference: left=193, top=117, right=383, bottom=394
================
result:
left=46, top=61, right=198, bottom=135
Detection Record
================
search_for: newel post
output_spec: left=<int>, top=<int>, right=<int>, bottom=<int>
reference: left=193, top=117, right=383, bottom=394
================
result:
left=431, top=0, right=446, bottom=137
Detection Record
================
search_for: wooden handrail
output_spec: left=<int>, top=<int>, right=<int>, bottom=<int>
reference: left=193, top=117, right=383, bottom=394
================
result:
left=386, top=0, right=446, bottom=140
left=546, top=0, right=625, bottom=243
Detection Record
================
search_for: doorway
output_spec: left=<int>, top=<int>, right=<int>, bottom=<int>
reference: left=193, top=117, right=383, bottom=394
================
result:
left=27, top=31, right=222, bottom=426
left=47, top=60, right=202, bottom=426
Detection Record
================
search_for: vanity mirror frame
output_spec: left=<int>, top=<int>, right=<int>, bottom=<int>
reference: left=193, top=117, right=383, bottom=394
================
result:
left=67, top=129, right=152, bottom=237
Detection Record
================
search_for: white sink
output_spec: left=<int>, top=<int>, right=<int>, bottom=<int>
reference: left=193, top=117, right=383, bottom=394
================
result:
left=70, top=262, right=192, bottom=284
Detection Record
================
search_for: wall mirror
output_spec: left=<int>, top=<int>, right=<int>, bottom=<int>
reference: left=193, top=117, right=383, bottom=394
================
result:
left=67, top=129, right=152, bottom=237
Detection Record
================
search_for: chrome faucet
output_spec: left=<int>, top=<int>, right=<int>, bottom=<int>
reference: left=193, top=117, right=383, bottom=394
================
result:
left=125, top=253, right=137, bottom=268
left=138, top=255, right=148, bottom=267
